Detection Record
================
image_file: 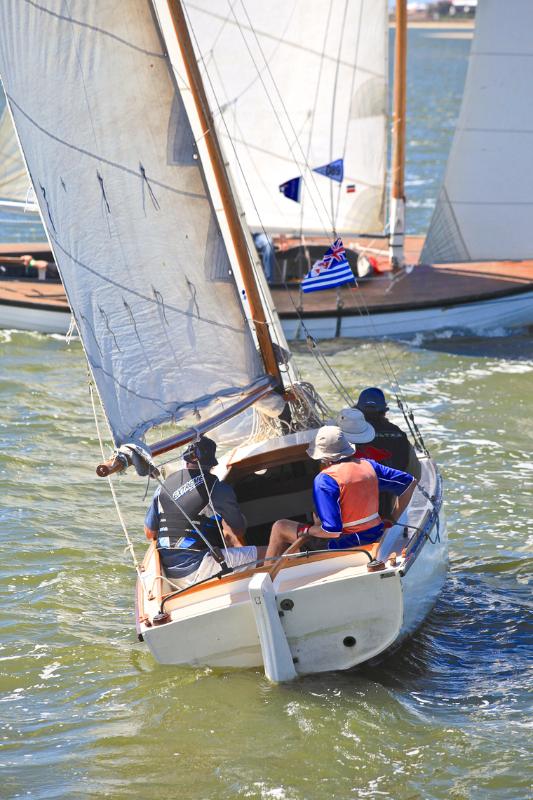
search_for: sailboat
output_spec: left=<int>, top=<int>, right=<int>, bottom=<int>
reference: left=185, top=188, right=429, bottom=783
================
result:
left=2, top=0, right=532, bottom=340
left=0, top=1, right=447, bottom=679
left=188, top=0, right=533, bottom=339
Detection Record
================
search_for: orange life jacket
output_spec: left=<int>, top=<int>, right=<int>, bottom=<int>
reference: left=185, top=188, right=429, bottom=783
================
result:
left=322, top=458, right=381, bottom=533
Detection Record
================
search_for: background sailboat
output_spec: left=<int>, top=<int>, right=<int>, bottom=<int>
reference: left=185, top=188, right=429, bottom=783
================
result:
left=0, top=0, right=446, bottom=680
left=187, top=0, right=533, bottom=338
left=3, top=1, right=529, bottom=341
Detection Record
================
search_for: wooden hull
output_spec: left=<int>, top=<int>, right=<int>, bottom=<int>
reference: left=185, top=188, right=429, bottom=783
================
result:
left=273, top=235, right=533, bottom=339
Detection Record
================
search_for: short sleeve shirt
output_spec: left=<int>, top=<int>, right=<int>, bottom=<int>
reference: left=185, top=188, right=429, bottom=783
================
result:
left=313, top=458, right=414, bottom=546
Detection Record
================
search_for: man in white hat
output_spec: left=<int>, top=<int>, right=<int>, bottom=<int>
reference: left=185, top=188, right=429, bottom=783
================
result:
left=265, top=425, right=417, bottom=559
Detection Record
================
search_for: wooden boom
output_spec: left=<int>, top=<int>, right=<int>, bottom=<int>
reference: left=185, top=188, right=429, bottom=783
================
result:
left=96, top=377, right=277, bottom=476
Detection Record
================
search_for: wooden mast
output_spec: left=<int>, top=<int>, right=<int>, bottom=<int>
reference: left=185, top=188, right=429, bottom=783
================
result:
left=389, top=0, right=407, bottom=267
left=163, top=0, right=282, bottom=386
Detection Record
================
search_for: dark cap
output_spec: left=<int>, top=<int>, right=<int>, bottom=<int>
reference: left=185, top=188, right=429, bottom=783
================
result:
left=355, top=387, right=388, bottom=413
left=183, top=435, right=218, bottom=467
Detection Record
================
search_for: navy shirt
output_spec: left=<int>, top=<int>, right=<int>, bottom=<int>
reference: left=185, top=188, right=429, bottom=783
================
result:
left=313, top=459, right=414, bottom=548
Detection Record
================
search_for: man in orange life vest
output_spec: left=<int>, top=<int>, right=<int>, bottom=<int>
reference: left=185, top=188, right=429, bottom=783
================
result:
left=265, top=425, right=417, bottom=559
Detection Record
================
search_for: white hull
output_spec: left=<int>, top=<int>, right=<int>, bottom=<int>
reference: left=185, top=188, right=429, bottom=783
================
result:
left=137, top=453, right=447, bottom=680
left=281, top=289, right=533, bottom=340
left=0, top=301, right=71, bottom=335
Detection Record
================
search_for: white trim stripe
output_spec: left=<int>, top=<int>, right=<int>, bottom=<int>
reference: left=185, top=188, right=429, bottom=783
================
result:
left=342, top=512, right=380, bottom=528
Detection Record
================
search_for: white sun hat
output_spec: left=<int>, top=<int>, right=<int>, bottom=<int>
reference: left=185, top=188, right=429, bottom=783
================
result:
left=306, top=425, right=356, bottom=461
left=336, top=407, right=375, bottom=444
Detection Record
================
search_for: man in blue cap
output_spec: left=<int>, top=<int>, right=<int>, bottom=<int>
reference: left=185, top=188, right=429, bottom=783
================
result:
left=356, top=388, right=420, bottom=478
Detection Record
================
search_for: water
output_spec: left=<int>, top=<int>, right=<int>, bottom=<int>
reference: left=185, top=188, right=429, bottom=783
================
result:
left=1, top=26, right=532, bottom=800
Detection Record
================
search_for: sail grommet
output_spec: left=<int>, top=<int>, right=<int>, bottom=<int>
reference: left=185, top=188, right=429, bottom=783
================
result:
left=367, top=560, right=386, bottom=573
left=152, top=611, right=171, bottom=626
left=343, top=636, right=356, bottom=648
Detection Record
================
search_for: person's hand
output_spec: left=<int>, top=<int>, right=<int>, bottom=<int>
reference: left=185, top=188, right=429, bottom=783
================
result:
left=20, top=255, right=33, bottom=267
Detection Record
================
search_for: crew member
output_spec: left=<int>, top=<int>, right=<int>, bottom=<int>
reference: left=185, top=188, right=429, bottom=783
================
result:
left=336, top=407, right=391, bottom=462
left=355, top=387, right=421, bottom=478
left=144, top=435, right=258, bottom=588
left=265, top=426, right=417, bottom=559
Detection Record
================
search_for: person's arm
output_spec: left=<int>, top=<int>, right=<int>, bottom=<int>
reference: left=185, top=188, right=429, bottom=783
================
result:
left=370, top=460, right=417, bottom=524
left=210, top=482, right=247, bottom=545
left=144, top=489, right=160, bottom=540
left=390, top=479, right=417, bottom=523
left=307, top=473, right=343, bottom=539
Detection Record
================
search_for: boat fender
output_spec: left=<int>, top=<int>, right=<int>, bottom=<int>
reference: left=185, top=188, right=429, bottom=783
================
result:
left=367, top=559, right=386, bottom=572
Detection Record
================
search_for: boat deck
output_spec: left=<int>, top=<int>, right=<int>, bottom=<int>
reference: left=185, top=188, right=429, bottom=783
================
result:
left=1, top=236, right=532, bottom=326
left=0, top=279, right=69, bottom=310
left=272, top=236, right=533, bottom=318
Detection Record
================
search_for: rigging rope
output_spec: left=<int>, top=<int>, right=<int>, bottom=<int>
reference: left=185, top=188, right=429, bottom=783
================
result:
left=88, top=379, right=141, bottom=575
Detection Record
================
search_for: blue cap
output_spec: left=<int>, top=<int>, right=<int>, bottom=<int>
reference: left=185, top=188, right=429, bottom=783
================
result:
left=355, top=387, right=388, bottom=413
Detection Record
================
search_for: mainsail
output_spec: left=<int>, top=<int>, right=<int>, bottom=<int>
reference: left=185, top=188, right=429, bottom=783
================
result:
left=0, top=0, right=270, bottom=446
left=0, top=103, right=38, bottom=212
left=185, top=0, right=389, bottom=237
left=421, top=0, right=533, bottom=264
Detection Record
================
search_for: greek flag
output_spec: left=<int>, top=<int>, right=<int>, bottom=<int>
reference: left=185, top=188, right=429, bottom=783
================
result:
left=301, top=239, right=355, bottom=294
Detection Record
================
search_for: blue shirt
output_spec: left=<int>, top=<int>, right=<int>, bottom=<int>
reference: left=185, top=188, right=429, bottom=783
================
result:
left=313, top=459, right=414, bottom=548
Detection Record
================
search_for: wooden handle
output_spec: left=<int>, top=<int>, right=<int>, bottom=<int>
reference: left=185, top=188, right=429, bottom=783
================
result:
left=268, top=534, right=311, bottom=581
left=96, top=455, right=128, bottom=477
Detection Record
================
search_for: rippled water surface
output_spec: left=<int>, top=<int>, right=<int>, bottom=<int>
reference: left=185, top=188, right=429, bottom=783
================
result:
left=1, top=24, right=532, bottom=800
left=1, top=330, right=531, bottom=800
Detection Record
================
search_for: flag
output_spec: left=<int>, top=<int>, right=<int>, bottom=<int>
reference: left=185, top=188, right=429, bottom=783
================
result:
left=313, top=158, right=344, bottom=183
left=346, top=184, right=356, bottom=193
left=301, top=238, right=355, bottom=293
left=279, top=177, right=302, bottom=202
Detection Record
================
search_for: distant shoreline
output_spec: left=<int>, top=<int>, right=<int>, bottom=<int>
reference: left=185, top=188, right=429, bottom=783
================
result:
left=390, top=19, right=475, bottom=29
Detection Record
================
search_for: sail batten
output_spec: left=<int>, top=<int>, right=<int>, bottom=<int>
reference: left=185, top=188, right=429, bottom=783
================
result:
left=0, top=0, right=267, bottom=446
left=421, top=0, right=533, bottom=265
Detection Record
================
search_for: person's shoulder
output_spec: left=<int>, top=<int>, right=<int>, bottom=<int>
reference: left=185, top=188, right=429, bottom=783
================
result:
left=212, top=478, right=235, bottom=498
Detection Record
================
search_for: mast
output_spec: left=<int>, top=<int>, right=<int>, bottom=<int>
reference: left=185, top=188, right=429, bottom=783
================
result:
left=160, top=0, right=282, bottom=386
left=389, top=0, right=407, bottom=267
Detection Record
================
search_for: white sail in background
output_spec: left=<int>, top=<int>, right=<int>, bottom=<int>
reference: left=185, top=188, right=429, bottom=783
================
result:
left=0, top=0, right=267, bottom=446
left=421, top=0, right=533, bottom=264
left=185, top=0, right=388, bottom=237
left=0, top=104, right=38, bottom=212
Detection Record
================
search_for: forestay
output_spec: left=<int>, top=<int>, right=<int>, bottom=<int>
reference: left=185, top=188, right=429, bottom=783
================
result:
left=0, top=104, right=37, bottom=210
left=0, top=0, right=267, bottom=446
left=421, top=0, right=533, bottom=264
left=185, top=0, right=388, bottom=237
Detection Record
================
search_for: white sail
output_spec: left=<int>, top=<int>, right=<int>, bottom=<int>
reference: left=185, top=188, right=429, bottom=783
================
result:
left=0, top=103, right=38, bottom=211
left=184, top=0, right=388, bottom=237
left=0, top=0, right=268, bottom=446
left=421, top=0, right=533, bottom=264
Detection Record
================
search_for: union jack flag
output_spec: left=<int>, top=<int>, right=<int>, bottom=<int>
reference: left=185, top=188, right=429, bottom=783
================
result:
left=301, top=238, right=355, bottom=293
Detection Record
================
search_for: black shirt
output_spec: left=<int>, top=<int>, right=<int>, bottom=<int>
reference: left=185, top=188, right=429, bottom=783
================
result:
left=367, top=416, right=411, bottom=473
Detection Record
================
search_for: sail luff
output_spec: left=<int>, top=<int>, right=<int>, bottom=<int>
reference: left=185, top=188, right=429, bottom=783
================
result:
left=152, top=0, right=281, bottom=387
